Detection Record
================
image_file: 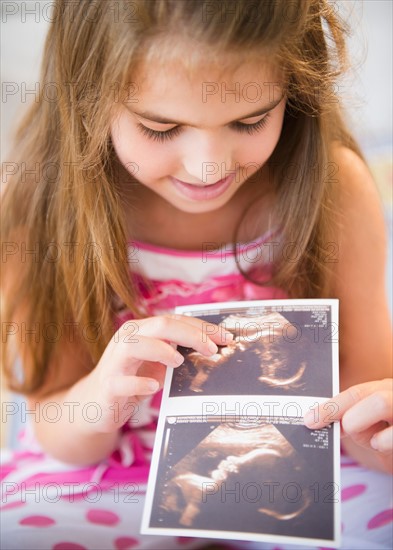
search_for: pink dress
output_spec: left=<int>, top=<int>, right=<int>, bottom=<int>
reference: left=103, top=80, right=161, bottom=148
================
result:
left=1, top=231, right=392, bottom=550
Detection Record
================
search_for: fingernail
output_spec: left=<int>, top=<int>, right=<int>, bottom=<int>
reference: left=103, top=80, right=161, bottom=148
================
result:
left=173, top=351, right=184, bottom=366
left=208, top=340, right=218, bottom=355
left=304, top=410, right=316, bottom=427
left=147, top=380, right=159, bottom=392
left=370, top=436, right=379, bottom=451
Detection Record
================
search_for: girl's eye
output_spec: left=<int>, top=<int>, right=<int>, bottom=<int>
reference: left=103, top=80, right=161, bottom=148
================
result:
left=231, top=113, right=271, bottom=135
left=136, top=113, right=271, bottom=143
left=136, top=124, right=183, bottom=143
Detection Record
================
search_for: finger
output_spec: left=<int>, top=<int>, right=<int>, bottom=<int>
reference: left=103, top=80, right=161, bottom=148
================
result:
left=121, top=316, right=230, bottom=357
left=342, top=391, right=393, bottom=434
left=150, top=313, right=234, bottom=345
left=109, top=375, right=160, bottom=397
left=341, top=421, right=388, bottom=449
left=138, top=361, right=167, bottom=389
left=167, top=314, right=235, bottom=345
left=115, top=334, right=185, bottom=372
left=371, top=425, right=393, bottom=453
left=304, top=380, right=384, bottom=429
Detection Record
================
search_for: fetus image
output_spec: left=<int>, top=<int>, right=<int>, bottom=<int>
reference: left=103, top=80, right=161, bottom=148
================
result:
left=171, top=311, right=310, bottom=396
left=157, top=422, right=312, bottom=533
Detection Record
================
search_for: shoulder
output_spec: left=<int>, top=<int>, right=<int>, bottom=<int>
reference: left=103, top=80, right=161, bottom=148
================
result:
left=330, top=145, right=387, bottom=273
left=331, top=145, right=385, bottom=231
left=328, top=145, right=391, bottom=387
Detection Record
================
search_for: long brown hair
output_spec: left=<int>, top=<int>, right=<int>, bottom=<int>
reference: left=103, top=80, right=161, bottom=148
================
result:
left=1, top=0, right=364, bottom=394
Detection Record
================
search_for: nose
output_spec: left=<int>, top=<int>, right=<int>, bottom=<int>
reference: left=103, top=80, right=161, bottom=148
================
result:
left=181, top=131, right=234, bottom=184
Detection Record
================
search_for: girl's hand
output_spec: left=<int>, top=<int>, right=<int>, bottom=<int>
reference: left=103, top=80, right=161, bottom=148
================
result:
left=81, top=314, right=232, bottom=433
left=304, top=379, right=393, bottom=464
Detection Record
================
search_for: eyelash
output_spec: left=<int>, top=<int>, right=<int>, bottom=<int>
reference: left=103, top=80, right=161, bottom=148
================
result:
left=136, top=113, right=271, bottom=143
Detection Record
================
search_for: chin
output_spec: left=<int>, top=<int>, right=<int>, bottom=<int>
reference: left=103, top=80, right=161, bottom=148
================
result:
left=168, top=192, right=234, bottom=214
left=173, top=202, right=226, bottom=214
left=172, top=201, right=226, bottom=214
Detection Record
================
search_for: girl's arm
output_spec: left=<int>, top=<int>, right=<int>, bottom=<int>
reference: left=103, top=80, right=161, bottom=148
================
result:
left=27, top=376, right=122, bottom=466
left=2, top=233, right=231, bottom=466
left=24, top=335, right=125, bottom=465
left=19, top=317, right=231, bottom=466
left=307, top=146, right=392, bottom=473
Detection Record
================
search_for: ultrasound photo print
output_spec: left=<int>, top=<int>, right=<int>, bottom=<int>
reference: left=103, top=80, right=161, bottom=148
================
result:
left=170, top=309, right=333, bottom=397
left=149, top=417, right=335, bottom=541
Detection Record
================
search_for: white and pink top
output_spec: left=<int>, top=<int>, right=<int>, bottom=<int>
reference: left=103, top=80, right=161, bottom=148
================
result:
left=117, top=227, right=287, bottom=321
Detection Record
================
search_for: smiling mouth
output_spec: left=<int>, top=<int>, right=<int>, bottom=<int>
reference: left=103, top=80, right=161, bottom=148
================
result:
left=176, top=178, right=226, bottom=187
left=170, top=174, right=235, bottom=201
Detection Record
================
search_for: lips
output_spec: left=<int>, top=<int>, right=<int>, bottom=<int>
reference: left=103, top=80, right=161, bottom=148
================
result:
left=170, top=174, right=235, bottom=200
left=180, top=178, right=226, bottom=187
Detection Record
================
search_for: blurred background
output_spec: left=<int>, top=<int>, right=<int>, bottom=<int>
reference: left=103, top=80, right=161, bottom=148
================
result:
left=0, top=1, right=392, bottom=448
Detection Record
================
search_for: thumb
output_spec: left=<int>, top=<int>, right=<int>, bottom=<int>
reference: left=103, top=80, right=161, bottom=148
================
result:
left=304, top=381, right=383, bottom=429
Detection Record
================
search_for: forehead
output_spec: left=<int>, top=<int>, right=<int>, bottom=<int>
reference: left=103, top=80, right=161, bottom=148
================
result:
left=130, top=54, right=284, bottom=123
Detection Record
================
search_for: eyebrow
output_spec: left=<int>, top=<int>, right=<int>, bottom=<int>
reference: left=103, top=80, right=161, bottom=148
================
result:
left=126, top=96, right=283, bottom=127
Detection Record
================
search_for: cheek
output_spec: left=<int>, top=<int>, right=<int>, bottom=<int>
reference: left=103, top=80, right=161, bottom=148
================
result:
left=239, top=138, right=271, bottom=167
left=239, top=126, right=284, bottom=167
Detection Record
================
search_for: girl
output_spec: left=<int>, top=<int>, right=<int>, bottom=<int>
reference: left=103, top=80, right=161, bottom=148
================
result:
left=1, top=0, right=392, bottom=549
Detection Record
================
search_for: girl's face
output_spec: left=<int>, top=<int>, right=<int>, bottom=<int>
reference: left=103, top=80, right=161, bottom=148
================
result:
left=110, top=55, right=286, bottom=215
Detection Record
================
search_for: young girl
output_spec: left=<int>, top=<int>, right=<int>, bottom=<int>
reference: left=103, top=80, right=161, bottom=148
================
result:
left=1, top=1, right=392, bottom=549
